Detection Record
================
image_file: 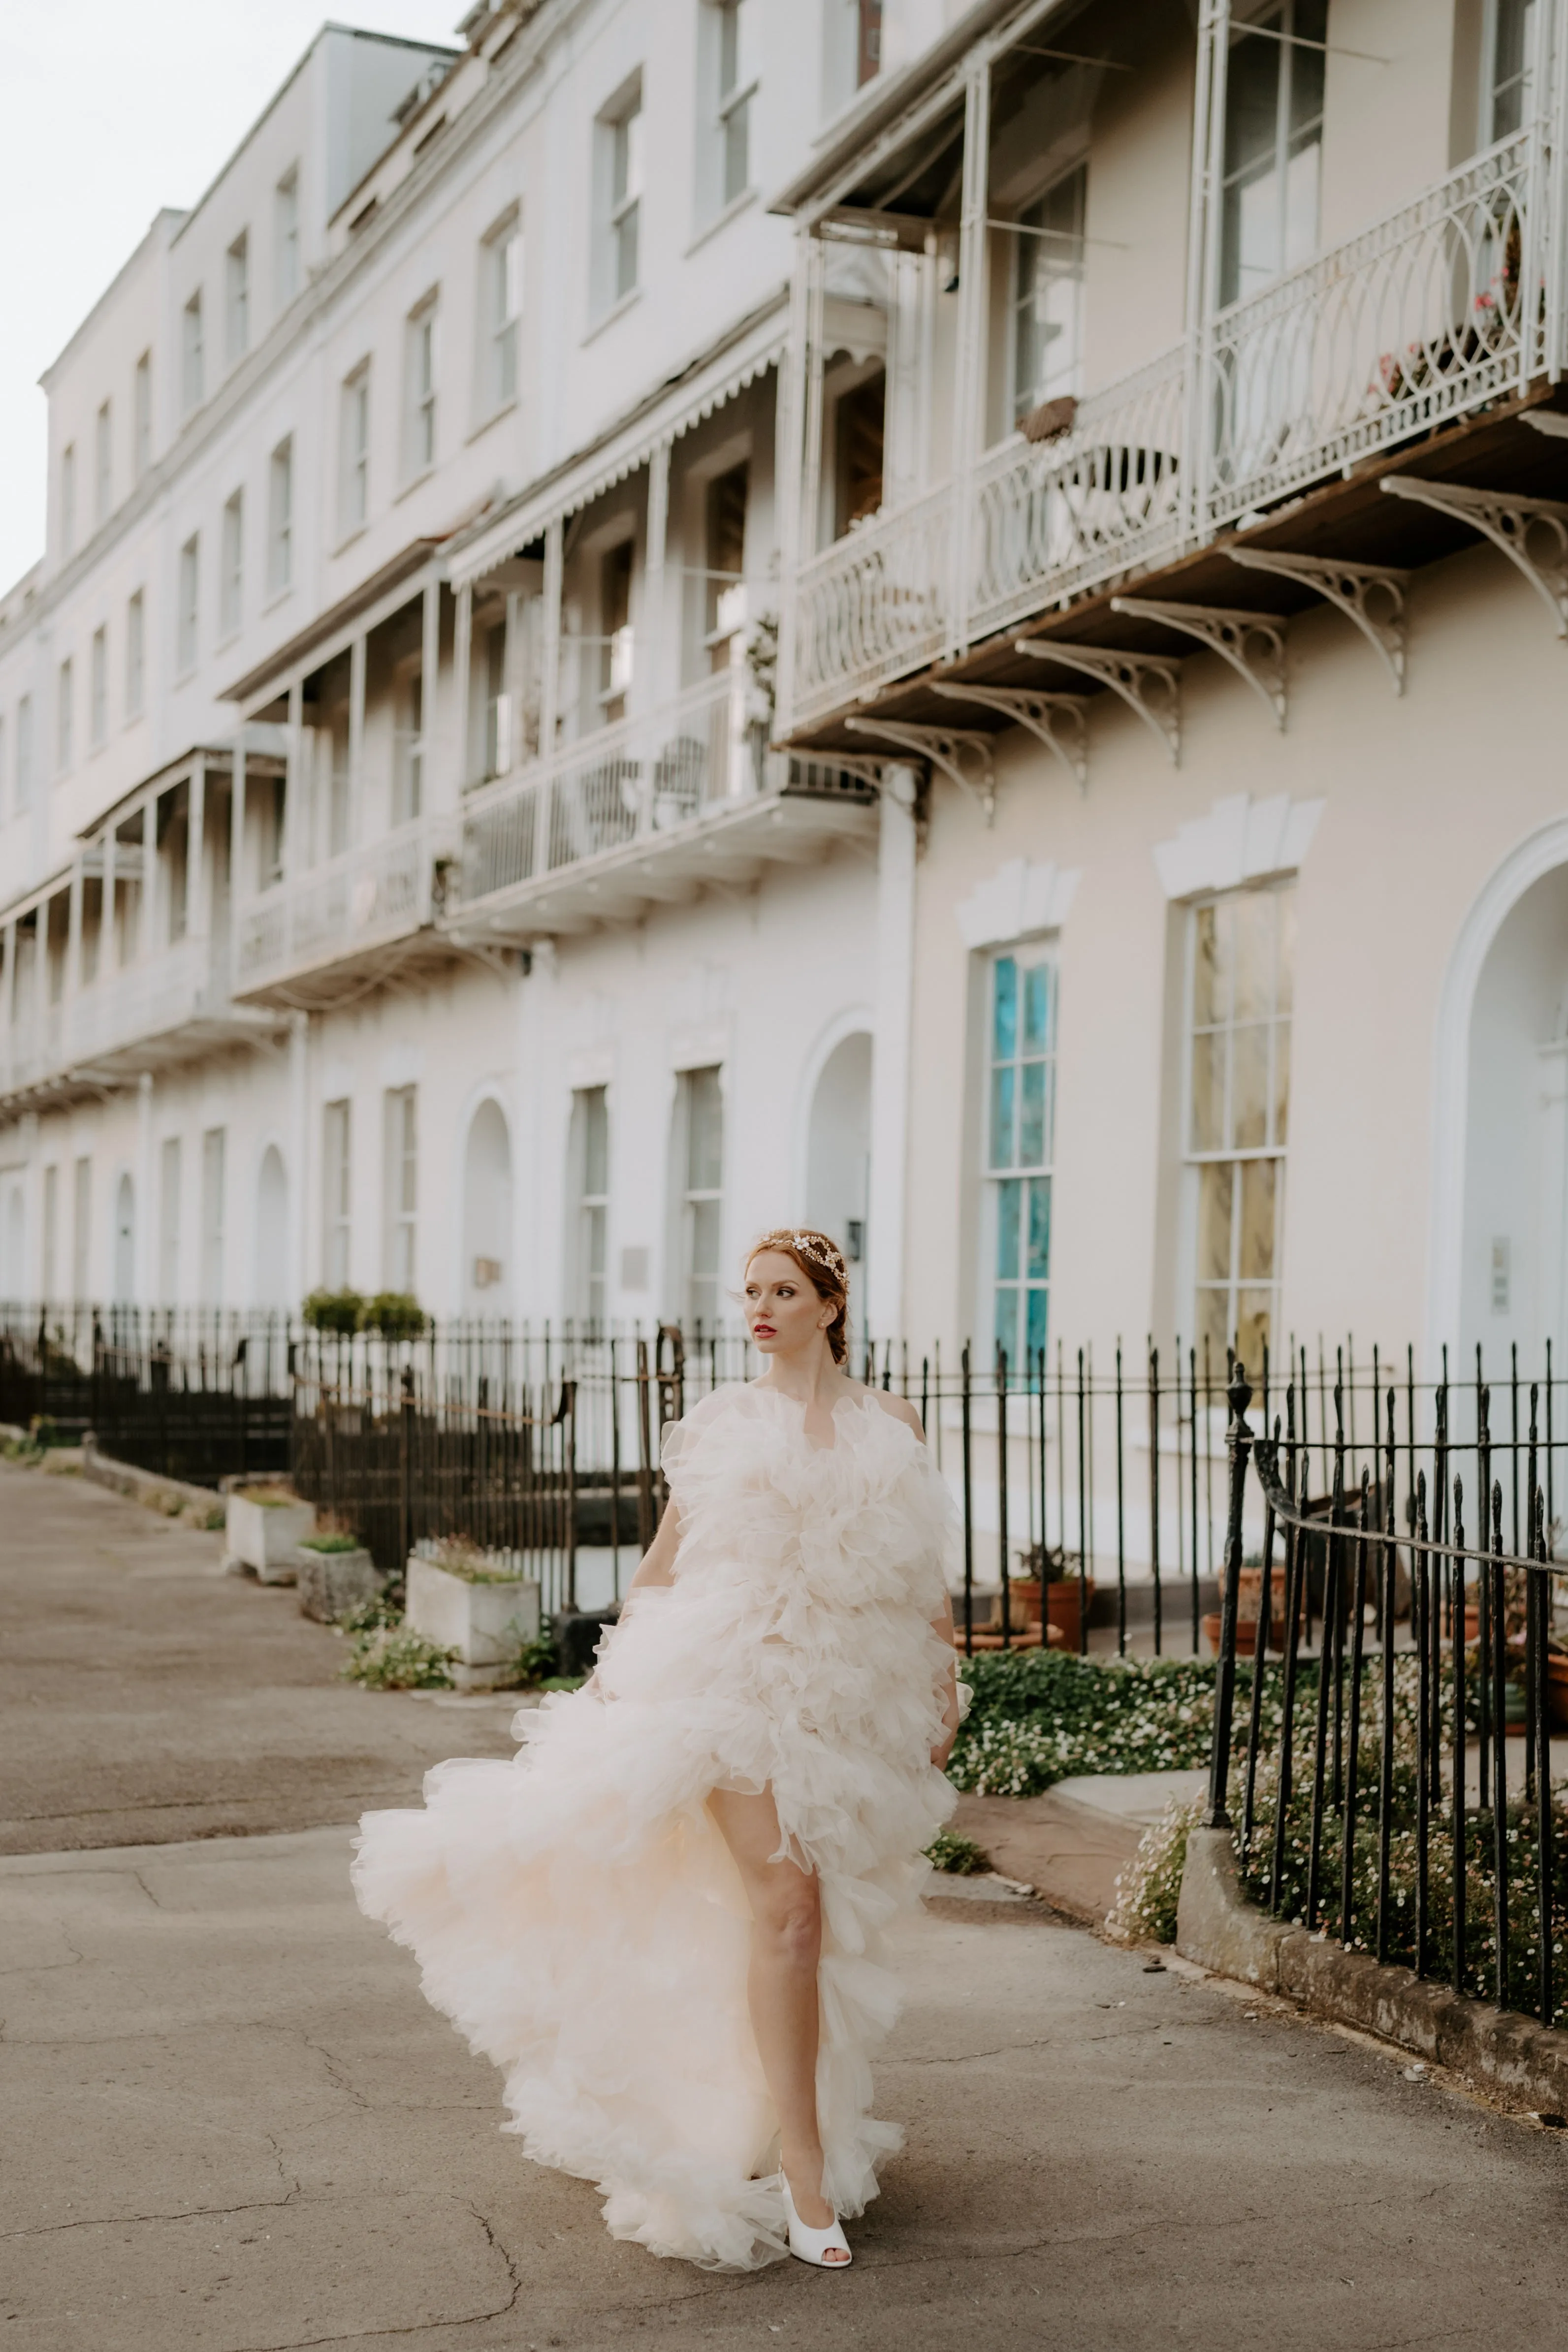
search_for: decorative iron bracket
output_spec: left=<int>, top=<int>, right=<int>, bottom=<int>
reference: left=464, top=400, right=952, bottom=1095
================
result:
left=1228, top=548, right=1409, bottom=695
left=1110, top=596, right=1287, bottom=730
left=1381, top=476, right=1568, bottom=638
left=844, top=717, right=997, bottom=821
left=931, top=683, right=1090, bottom=792
left=1013, top=639, right=1182, bottom=765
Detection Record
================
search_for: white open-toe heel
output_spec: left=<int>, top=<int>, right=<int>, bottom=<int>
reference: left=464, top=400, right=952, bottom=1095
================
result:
left=781, top=2177, right=852, bottom=2269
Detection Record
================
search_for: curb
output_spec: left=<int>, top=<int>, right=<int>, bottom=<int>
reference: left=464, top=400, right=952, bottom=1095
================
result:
left=1177, top=1824, right=1568, bottom=2118
left=80, top=1435, right=226, bottom=1530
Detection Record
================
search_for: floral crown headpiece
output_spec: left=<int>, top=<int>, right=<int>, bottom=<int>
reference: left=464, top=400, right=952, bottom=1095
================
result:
left=762, top=1230, right=847, bottom=1282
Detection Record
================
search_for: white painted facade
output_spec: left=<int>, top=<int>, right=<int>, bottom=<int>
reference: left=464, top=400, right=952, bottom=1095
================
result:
left=4, top=0, right=1568, bottom=1386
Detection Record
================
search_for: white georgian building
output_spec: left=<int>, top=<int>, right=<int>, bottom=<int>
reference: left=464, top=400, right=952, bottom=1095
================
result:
left=3, top=0, right=1568, bottom=1382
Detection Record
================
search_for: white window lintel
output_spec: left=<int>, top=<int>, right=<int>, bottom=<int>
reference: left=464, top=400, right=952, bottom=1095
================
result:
left=955, top=857, right=1080, bottom=951
left=1152, top=791, right=1323, bottom=902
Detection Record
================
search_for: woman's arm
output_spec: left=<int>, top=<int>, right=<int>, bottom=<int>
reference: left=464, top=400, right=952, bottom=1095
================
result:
left=930, top=1589, right=960, bottom=1770
left=581, top=1501, right=682, bottom=1696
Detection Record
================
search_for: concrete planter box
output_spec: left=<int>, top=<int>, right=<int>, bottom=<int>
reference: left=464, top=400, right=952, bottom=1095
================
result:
left=406, top=1555, right=541, bottom=1691
left=296, top=1544, right=380, bottom=1624
left=224, top=1491, right=316, bottom=1585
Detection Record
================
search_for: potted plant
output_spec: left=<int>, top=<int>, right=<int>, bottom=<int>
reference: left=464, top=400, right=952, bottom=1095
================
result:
left=405, top=1536, right=543, bottom=1691
left=295, top=1522, right=381, bottom=1622
left=1015, top=1542, right=1093, bottom=1652
left=224, top=1482, right=316, bottom=1585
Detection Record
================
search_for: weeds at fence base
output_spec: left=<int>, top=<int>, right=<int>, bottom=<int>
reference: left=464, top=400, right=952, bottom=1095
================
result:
left=925, top=1830, right=992, bottom=1875
left=1106, top=1794, right=1204, bottom=1946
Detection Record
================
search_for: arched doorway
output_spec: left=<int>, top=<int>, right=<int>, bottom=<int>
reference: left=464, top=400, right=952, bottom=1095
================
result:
left=256, top=1146, right=288, bottom=1309
left=805, top=1031, right=872, bottom=1267
left=463, top=1099, right=512, bottom=1311
left=113, top=1173, right=136, bottom=1303
left=1459, top=861, right=1568, bottom=1371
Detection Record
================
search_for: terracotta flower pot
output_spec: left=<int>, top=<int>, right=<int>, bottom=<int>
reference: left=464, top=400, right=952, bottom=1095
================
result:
left=1203, top=1612, right=1287, bottom=1658
left=1045, top=1575, right=1093, bottom=1653
left=1548, top=1652, right=1568, bottom=1731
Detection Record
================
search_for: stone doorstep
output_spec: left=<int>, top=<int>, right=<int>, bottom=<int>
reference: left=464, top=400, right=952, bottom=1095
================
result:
left=1177, top=1824, right=1568, bottom=2123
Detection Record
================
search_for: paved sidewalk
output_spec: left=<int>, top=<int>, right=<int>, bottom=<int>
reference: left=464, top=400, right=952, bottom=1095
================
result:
left=7, top=1823, right=1568, bottom=2352
left=0, top=1461, right=520, bottom=1852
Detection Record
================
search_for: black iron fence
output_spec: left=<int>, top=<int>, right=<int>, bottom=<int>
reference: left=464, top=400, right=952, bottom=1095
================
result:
left=1207, top=1360, right=1568, bottom=2031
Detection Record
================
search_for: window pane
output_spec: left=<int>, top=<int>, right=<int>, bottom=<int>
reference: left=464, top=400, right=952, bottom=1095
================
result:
left=995, top=1178, right=1021, bottom=1280
left=990, top=1064, right=1016, bottom=1170
left=1190, top=1030, right=1226, bottom=1152
left=1192, top=902, right=1226, bottom=1026
left=1238, top=1157, right=1278, bottom=1283
left=1197, top=1160, right=1235, bottom=1286
left=1026, top=1176, right=1051, bottom=1279
left=1273, top=1017, right=1291, bottom=1147
left=687, top=1070, right=722, bottom=1190
left=1024, top=1282, right=1049, bottom=1362
left=1231, top=1021, right=1270, bottom=1149
left=583, top=1088, right=608, bottom=1195
left=1235, top=1289, right=1274, bottom=1378
left=1023, top=960, right=1052, bottom=1052
left=992, top=956, right=1018, bottom=1059
left=1196, top=1280, right=1232, bottom=1364
left=994, top=1286, right=1019, bottom=1367
left=1019, top=1058, right=1046, bottom=1167
left=1231, top=890, right=1273, bottom=1020
left=1275, top=889, right=1295, bottom=1014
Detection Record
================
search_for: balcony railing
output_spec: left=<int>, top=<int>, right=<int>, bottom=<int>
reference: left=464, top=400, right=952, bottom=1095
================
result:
left=788, top=128, right=1556, bottom=727
left=234, top=814, right=449, bottom=998
left=455, top=669, right=770, bottom=911
left=0, top=933, right=269, bottom=1107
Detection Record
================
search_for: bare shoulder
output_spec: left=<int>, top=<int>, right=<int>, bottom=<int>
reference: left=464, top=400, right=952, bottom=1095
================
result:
left=860, top=1386, right=928, bottom=1443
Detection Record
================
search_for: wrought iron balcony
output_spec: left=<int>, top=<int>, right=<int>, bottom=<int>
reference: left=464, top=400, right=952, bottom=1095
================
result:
left=232, top=812, right=457, bottom=1008
left=787, top=127, right=1557, bottom=732
left=446, top=669, right=876, bottom=943
left=0, top=933, right=277, bottom=1112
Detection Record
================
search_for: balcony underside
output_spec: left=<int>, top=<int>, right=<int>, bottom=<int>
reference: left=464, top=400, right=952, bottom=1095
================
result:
left=0, top=1007, right=283, bottom=1118
left=785, top=382, right=1568, bottom=753
left=232, top=922, right=463, bottom=1014
left=445, top=785, right=878, bottom=945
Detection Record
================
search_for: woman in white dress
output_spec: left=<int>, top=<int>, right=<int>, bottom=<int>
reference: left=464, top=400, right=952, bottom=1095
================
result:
left=352, top=1229, right=962, bottom=2272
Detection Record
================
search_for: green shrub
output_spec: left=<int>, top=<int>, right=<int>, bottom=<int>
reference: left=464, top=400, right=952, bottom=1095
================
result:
left=360, top=1291, right=429, bottom=1339
left=341, top=1621, right=456, bottom=1690
left=300, top=1532, right=362, bottom=1554
left=302, top=1288, right=366, bottom=1335
left=925, top=1829, right=992, bottom=1875
left=424, top=1536, right=530, bottom=1585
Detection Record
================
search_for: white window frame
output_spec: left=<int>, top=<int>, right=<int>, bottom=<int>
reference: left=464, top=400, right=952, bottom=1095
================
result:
left=133, top=351, right=153, bottom=479
left=182, top=291, right=204, bottom=414
left=95, top=401, right=113, bottom=526
left=700, top=2, right=757, bottom=222
left=200, top=1127, right=225, bottom=1303
left=225, top=231, right=250, bottom=364
left=392, top=654, right=424, bottom=824
left=339, top=363, right=370, bottom=538
left=1483, top=0, right=1540, bottom=143
left=383, top=1086, right=417, bottom=1292
left=72, top=1156, right=92, bottom=1300
left=220, top=490, right=243, bottom=639
left=267, top=437, right=293, bottom=594
left=274, top=167, right=300, bottom=309
left=403, top=293, right=438, bottom=479
left=595, top=78, right=644, bottom=315
left=176, top=534, right=199, bottom=677
left=322, top=1099, right=352, bottom=1288
left=126, top=590, right=146, bottom=720
left=90, top=625, right=108, bottom=750
left=56, top=657, right=73, bottom=775
left=1179, top=880, right=1295, bottom=1368
left=570, top=1085, right=610, bottom=1327
left=1219, top=1, right=1326, bottom=309
left=1010, top=160, right=1087, bottom=425
left=979, top=941, right=1057, bottom=1372
left=675, top=1065, right=723, bottom=1331
left=480, top=211, right=522, bottom=413
left=158, top=1134, right=182, bottom=1304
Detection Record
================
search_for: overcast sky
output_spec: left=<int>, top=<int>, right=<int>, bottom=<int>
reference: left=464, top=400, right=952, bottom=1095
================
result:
left=0, top=0, right=461, bottom=595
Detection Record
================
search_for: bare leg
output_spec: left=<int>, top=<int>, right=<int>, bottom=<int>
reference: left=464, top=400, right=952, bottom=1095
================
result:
left=706, top=1785, right=845, bottom=2251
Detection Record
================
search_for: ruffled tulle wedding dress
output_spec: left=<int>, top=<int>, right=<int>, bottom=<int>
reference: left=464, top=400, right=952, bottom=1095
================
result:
left=352, top=1381, right=960, bottom=2270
